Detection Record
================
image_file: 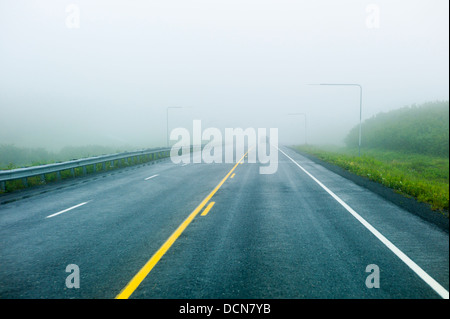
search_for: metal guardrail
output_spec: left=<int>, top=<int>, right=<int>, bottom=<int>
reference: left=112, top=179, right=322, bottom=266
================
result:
left=0, top=147, right=172, bottom=192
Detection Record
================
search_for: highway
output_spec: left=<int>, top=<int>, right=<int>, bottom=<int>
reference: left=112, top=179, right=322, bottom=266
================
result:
left=0, top=145, right=448, bottom=299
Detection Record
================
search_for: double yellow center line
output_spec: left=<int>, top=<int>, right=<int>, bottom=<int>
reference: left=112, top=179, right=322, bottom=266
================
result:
left=115, top=150, right=248, bottom=299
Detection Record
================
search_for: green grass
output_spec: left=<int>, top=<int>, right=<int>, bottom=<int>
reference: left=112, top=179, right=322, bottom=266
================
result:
left=345, top=101, right=449, bottom=157
left=293, top=145, right=449, bottom=213
left=0, top=152, right=169, bottom=194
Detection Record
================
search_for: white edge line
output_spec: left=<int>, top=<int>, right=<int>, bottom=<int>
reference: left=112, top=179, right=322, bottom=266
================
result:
left=46, top=201, right=90, bottom=219
left=278, top=146, right=449, bottom=299
left=144, top=174, right=159, bottom=181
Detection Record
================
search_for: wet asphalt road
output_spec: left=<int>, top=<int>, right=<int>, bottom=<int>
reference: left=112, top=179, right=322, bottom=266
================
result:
left=0, top=146, right=448, bottom=299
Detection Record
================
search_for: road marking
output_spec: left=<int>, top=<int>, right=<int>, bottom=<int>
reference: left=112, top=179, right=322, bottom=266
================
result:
left=278, top=147, right=449, bottom=299
left=230, top=173, right=235, bottom=179
left=115, top=150, right=250, bottom=299
left=181, top=163, right=188, bottom=167
left=201, top=202, right=215, bottom=216
left=46, top=201, right=90, bottom=219
left=144, top=174, right=159, bottom=181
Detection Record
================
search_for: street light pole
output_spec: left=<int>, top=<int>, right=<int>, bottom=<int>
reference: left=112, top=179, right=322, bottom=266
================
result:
left=166, top=106, right=183, bottom=147
left=287, top=113, right=307, bottom=145
left=309, top=83, right=362, bottom=156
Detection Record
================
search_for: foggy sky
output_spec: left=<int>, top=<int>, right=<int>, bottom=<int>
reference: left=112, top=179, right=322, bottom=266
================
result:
left=0, top=0, right=448, bottom=151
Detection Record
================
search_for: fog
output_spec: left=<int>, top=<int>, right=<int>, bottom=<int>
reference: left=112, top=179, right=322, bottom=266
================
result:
left=0, top=0, right=448, bottom=151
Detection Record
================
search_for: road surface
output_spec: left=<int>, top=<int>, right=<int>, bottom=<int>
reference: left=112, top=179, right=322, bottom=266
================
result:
left=0, top=145, right=448, bottom=299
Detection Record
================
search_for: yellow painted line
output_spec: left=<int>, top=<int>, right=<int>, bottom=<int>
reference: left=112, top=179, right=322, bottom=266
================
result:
left=201, top=202, right=215, bottom=216
left=115, top=149, right=250, bottom=299
left=230, top=173, right=235, bottom=179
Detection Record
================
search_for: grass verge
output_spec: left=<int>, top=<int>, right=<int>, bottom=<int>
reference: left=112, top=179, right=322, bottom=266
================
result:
left=293, top=145, right=449, bottom=214
left=0, top=153, right=170, bottom=194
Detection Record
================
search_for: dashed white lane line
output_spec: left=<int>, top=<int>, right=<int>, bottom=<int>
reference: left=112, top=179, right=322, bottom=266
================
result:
left=46, top=201, right=90, bottom=219
left=144, top=174, right=159, bottom=181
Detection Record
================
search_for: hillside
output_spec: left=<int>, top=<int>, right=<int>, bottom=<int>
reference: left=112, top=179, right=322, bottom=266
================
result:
left=345, top=101, right=449, bottom=157
left=295, top=101, right=449, bottom=213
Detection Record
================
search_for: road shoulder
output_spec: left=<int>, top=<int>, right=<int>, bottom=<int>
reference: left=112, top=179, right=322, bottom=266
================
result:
left=288, top=147, right=449, bottom=233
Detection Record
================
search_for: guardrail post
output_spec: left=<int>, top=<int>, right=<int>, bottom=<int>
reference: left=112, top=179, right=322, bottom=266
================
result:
left=0, top=148, right=173, bottom=193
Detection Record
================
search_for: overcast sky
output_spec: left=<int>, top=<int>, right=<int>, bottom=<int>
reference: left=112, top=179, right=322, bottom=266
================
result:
left=0, top=0, right=448, bottom=150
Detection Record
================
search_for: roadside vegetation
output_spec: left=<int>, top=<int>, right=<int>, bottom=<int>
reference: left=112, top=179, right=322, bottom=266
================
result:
left=0, top=145, right=126, bottom=170
left=0, top=144, right=168, bottom=194
left=294, top=101, right=449, bottom=214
